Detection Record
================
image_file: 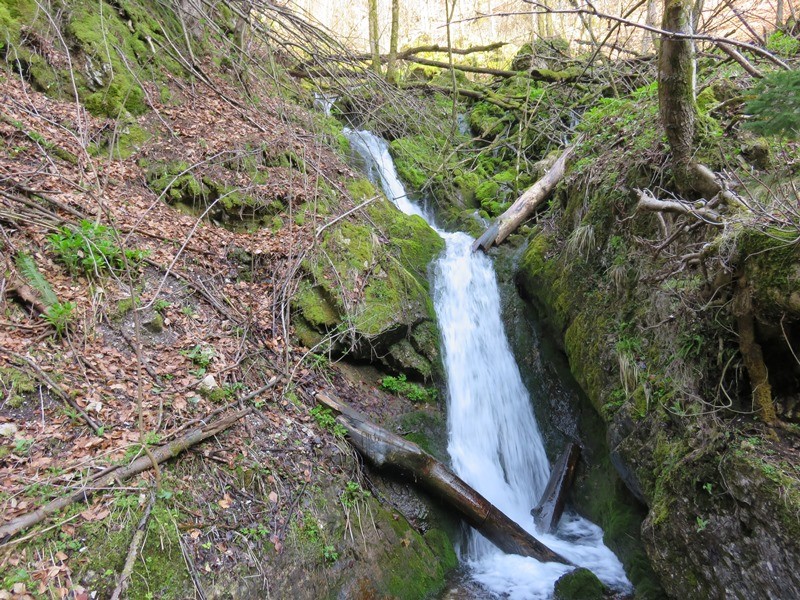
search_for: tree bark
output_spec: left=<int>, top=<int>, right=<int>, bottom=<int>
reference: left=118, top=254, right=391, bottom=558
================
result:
left=658, top=0, right=695, bottom=182
left=732, top=277, right=777, bottom=426
left=473, top=145, right=574, bottom=252
left=368, top=0, right=381, bottom=74
left=386, top=0, right=400, bottom=83
left=531, top=443, right=581, bottom=534
left=316, top=393, right=572, bottom=564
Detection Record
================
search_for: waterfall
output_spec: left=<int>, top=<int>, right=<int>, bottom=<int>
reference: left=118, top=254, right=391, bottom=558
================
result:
left=345, top=128, right=631, bottom=599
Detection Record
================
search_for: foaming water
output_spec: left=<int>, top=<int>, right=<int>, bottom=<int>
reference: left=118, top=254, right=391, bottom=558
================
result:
left=345, top=128, right=631, bottom=599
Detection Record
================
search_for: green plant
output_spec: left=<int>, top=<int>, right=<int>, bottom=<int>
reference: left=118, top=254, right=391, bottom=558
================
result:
left=309, top=406, right=347, bottom=437
left=44, top=301, right=76, bottom=335
left=766, top=30, right=800, bottom=57
left=181, top=344, right=215, bottom=369
left=48, top=220, right=148, bottom=276
left=153, top=298, right=171, bottom=312
left=340, top=480, right=371, bottom=509
left=745, top=70, right=800, bottom=138
left=380, top=374, right=438, bottom=403
left=322, top=544, right=339, bottom=563
left=15, top=251, right=58, bottom=306
left=14, top=438, right=34, bottom=455
left=678, top=333, right=704, bottom=360
left=696, top=516, right=709, bottom=532
left=702, top=482, right=713, bottom=495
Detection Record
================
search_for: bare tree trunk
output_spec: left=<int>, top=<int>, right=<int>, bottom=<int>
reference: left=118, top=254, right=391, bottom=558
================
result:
left=386, top=0, right=400, bottom=83
left=658, top=0, right=695, bottom=179
left=644, top=0, right=660, bottom=53
left=368, top=0, right=381, bottom=74
left=316, top=394, right=572, bottom=564
left=777, top=0, right=784, bottom=26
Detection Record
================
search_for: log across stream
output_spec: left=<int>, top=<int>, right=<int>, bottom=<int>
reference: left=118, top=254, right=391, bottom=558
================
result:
left=345, top=128, right=630, bottom=598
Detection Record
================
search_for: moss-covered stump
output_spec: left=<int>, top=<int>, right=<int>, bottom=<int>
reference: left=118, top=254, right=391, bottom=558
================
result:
left=553, top=568, right=607, bottom=600
left=294, top=192, right=444, bottom=381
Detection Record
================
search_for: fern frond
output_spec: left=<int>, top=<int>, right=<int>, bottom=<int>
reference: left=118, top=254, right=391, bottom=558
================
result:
left=15, top=252, right=58, bottom=307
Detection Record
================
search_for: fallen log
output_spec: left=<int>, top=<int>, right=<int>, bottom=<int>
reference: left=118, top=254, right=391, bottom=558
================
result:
left=316, top=393, right=572, bottom=564
left=473, top=145, right=575, bottom=252
left=0, top=408, right=251, bottom=543
left=531, top=443, right=581, bottom=533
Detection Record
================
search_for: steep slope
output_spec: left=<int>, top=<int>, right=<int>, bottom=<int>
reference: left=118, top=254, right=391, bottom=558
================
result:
left=0, top=1, right=455, bottom=598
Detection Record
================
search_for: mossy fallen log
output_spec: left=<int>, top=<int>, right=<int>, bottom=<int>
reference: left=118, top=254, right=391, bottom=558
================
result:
left=316, top=393, right=572, bottom=565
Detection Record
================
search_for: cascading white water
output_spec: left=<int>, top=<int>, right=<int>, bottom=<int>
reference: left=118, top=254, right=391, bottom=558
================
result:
left=346, top=128, right=631, bottom=599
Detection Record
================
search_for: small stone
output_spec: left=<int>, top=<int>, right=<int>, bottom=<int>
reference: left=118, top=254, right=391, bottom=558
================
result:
left=199, top=374, right=218, bottom=391
left=0, top=423, right=18, bottom=438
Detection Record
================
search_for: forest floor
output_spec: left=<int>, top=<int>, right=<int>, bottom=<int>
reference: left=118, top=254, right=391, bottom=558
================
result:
left=0, top=59, right=422, bottom=598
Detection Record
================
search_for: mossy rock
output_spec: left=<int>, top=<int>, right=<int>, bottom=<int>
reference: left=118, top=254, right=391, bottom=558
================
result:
left=553, top=568, right=607, bottom=600
left=294, top=195, right=444, bottom=379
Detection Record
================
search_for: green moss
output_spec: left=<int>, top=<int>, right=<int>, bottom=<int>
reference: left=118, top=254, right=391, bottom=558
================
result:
left=393, top=410, right=447, bottom=460
left=295, top=281, right=340, bottom=328
left=423, top=528, right=457, bottom=572
left=377, top=508, right=448, bottom=600
left=738, top=227, right=800, bottom=319
left=0, top=367, right=36, bottom=407
left=74, top=501, right=191, bottom=599
left=468, top=101, right=507, bottom=138
left=390, top=136, right=441, bottom=189
left=346, top=177, right=377, bottom=202
left=295, top=198, right=442, bottom=375
left=553, top=568, right=606, bottom=600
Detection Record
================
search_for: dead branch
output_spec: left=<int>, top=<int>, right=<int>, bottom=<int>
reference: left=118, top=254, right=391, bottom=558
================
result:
left=716, top=42, right=763, bottom=78
left=0, top=346, right=102, bottom=434
left=0, top=408, right=251, bottom=543
left=635, top=188, right=723, bottom=226
left=109, top=490, right=156, bottom=600
left=474, top=145, right=575, bottom=252
left=402, top=55, right=581, bottom=83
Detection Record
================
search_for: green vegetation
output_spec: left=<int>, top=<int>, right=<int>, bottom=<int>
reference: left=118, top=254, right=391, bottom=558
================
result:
left=309, top=406, right=347, bottom=437
left=48, top=220, right=147, bottom=277
left=380, top=373, right=438, bottom=403
left=553, top=568, right=606, bottom=600
left=0, top=367, right=36, bottom=408
left=745, top=70, right=800, bottom=138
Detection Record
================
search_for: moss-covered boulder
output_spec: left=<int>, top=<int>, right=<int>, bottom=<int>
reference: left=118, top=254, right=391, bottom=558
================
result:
left=294, top=190, right=444, bottom=381
left=553, top=568, right=607, bottom=600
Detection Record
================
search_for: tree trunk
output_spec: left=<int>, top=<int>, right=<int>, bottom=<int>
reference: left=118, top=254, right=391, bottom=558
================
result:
left=658, top=0, right=722, bottom=198
left=473, top=145, right=574, bottom=252
left=386, top=0, right=400, bottom=83
left=531, top=443, right=581, bottom=533
left=644, top=0, right=660, bottom=53
left=316, top=393, right=572, bottom=565
left=658, top=0, right=695, bottom=184
left=368, top=0, right=381, bottom=74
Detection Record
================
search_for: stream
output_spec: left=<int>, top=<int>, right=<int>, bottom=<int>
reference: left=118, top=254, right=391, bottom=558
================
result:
left=345, top=128, right=631, bottom=599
